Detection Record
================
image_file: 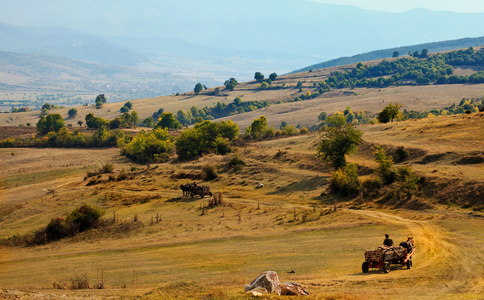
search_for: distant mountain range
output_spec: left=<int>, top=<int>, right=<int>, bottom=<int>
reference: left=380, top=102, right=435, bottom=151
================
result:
left=1, top=0, right=484, bottom=100
left=292, top=36, right=484, bottom=73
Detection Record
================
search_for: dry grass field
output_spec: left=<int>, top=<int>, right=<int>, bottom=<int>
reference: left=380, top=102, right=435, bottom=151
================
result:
left=0, top=57, right=483, bottom=298
left=0, top=110, right=483, bottom=299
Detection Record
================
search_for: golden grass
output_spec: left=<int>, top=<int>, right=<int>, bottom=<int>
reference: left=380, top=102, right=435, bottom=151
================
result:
left=1, top=113, right=484, bottom=298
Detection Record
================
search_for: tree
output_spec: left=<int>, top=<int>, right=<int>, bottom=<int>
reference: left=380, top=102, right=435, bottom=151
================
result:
left=142, top=117, right=154, bottom=128
left=378, top=103, right=403, bottom=123
left=420, top=48, right=429, bottom=58
left=36, top=113, right=65, bottom=134
left=42, top=103, right=53, bottom=110
left=194, top=83, right=203, bottom=95
left=122, top=128, right=174, bottom=163
left=296, top=81, right=303, bottom=90
left=120, top=106, right=129, bottom=113
left=176, top=109, right=192, bottom=125
left=248, top=116, right=268, bottom=138
left=130, top=111, right=139, bottom=128
left=77, top=120, right=83, bottom=127
left=213, top=87, right=220, bottom=96
left=269, top=72, right=278, bottom=81
left=317, top=119, right=363, bottom=169
left=155, top=112, right=181, bottom=130
left=124, top=101, right=133, bottom=109
left=318, top=112, right=327, bottom=122
left=224, top=78, right=238, bottom=91
left=95, top=94, right=107, bottom=104
left=68, top=108, right=78, bottom=118
left=392, top=51, right=400, bottom=58
left=254, top=72, right=264, bottom=83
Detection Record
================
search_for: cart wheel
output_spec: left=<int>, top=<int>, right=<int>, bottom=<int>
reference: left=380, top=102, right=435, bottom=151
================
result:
left=362, top=262, right=369, bottom=273
left=383, top=262, right=391, bottom=273
left=406, top=260, right=412, bottom=269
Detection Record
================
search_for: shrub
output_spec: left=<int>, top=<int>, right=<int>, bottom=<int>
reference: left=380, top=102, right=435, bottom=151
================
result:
left=202, top=164, right=218, bottom=180
left=214, top=137, right=231, bottom=155
left=374, top=146, right=396, bottom=184
left=228, top=156, right=245, bottom=172
left=361, top=177, right=383, bottom=198
left=101, top=163, right=114, bottom=174
left=395, top=146, right=409, bottom=161
left=67, top=204, right=103, bottom=233
left=329, top=164, right=360, bottom=197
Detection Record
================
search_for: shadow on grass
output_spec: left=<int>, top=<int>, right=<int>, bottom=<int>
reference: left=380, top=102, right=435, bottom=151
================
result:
left=166, top=196, right=203, bottom=203
left=268, top=177, right=328, bottom=195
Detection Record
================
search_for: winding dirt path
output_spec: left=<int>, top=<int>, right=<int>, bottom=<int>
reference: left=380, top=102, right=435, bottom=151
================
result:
left=347, top=209, right=484, bottom=296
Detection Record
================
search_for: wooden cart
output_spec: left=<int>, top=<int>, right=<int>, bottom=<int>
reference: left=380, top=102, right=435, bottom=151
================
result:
left=190, top=186, right=213, bottom=198
left=362, top=244, right=415, bottom=273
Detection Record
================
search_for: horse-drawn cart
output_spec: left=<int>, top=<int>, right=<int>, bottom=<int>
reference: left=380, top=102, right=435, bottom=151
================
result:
left=190, top=185, right=212, bottom=198
left=362, top=238, right=415, bottom=273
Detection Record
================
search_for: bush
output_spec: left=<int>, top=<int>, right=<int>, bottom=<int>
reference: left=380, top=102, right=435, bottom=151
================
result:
left=361, top=177, right=383, bottom=198
left=329, top=164, right=360, bottom=197
left=395, top=146, right=409, bottom=162
left=374, top=146, right=396, bottom=184
left=228, top=156, right=245, bottom=172
left=202, top=164, right=218, bottom=180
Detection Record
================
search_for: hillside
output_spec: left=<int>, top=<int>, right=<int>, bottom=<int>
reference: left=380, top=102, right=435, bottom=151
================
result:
left=2, top=46, right=484, bottom=130
left=1, top=46, right=484, bottom=298
left=293, top=36, right=484, bottom=73
left=0, top=111, right=483, bottom=298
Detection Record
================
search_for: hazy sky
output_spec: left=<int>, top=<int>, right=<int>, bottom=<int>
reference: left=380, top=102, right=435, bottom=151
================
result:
left=311, top=0, right=484, bottom=13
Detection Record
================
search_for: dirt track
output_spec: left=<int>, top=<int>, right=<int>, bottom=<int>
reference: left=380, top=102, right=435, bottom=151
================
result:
left=347, top=209, right=484, bottom=296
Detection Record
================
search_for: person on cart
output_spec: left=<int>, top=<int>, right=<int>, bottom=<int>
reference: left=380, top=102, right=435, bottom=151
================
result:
left=383, top=234, right=393, bottom=247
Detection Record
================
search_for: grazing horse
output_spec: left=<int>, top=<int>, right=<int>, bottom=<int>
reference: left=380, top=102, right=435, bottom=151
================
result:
left=180, top=184, right=192, bottom=196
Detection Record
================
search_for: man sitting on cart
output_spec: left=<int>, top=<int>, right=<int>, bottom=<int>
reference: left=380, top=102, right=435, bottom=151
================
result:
left=383, top=234, right=393, bottom=247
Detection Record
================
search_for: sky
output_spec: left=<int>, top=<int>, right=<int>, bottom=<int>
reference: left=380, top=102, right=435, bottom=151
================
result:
left=310, top=0, right=484, bottom=13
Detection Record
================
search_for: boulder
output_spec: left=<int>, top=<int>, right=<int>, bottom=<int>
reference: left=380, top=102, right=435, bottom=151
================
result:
left=244, top=271, right=282, bottom=295
left=282, top=281, right=310, bottom=296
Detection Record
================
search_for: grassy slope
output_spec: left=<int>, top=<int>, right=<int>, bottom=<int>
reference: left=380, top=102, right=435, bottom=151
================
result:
left=0, top=112, right=483, bottom=299
left=1, top=57, right=483, bottom=131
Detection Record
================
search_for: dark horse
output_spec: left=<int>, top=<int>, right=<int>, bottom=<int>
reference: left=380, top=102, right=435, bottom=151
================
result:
left=180, top=184, right=193, bottom=196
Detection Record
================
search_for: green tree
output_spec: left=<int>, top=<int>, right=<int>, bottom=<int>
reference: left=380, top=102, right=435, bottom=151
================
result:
left=120, top=106, right=129, bottom=113
left=95, top=94, right=107, bottom=104
left=317, top=118, right=362, bottom=169
left=36, top=113, right=65, bottom=134
left=122, top=128, right=174, bottom=163
left=392, top=51, right=400, bottom=58
left=176, top=109, right=192, bottom=125
left=420, top=48, right=429, bottom=58
left=318, top=111, right=327, bottom=122
left=155, top=112, right=181, bottom=130
left=213, top=87, right=220, bottom=96
left=68, top=108, right=78, bottom=118
left=142, top=117, right=154, bottom=128
left=378, top=103, right=402, bottom=123
left=254, top=72, right=264, bottom=83
left=194, top=83, right=203, bottom=95
left=224, top=78, right=238, bottom=91
left=269, top=72, right=278, bottom=81
left=247, top=115, right=268, bottom=138
left=130, top=111, right=139, bottom=127
left=296, top=81, right=303, bottom=90
left=124, top=101, right=133, bottom=109
left=77, top=120, right=83, bottom=127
